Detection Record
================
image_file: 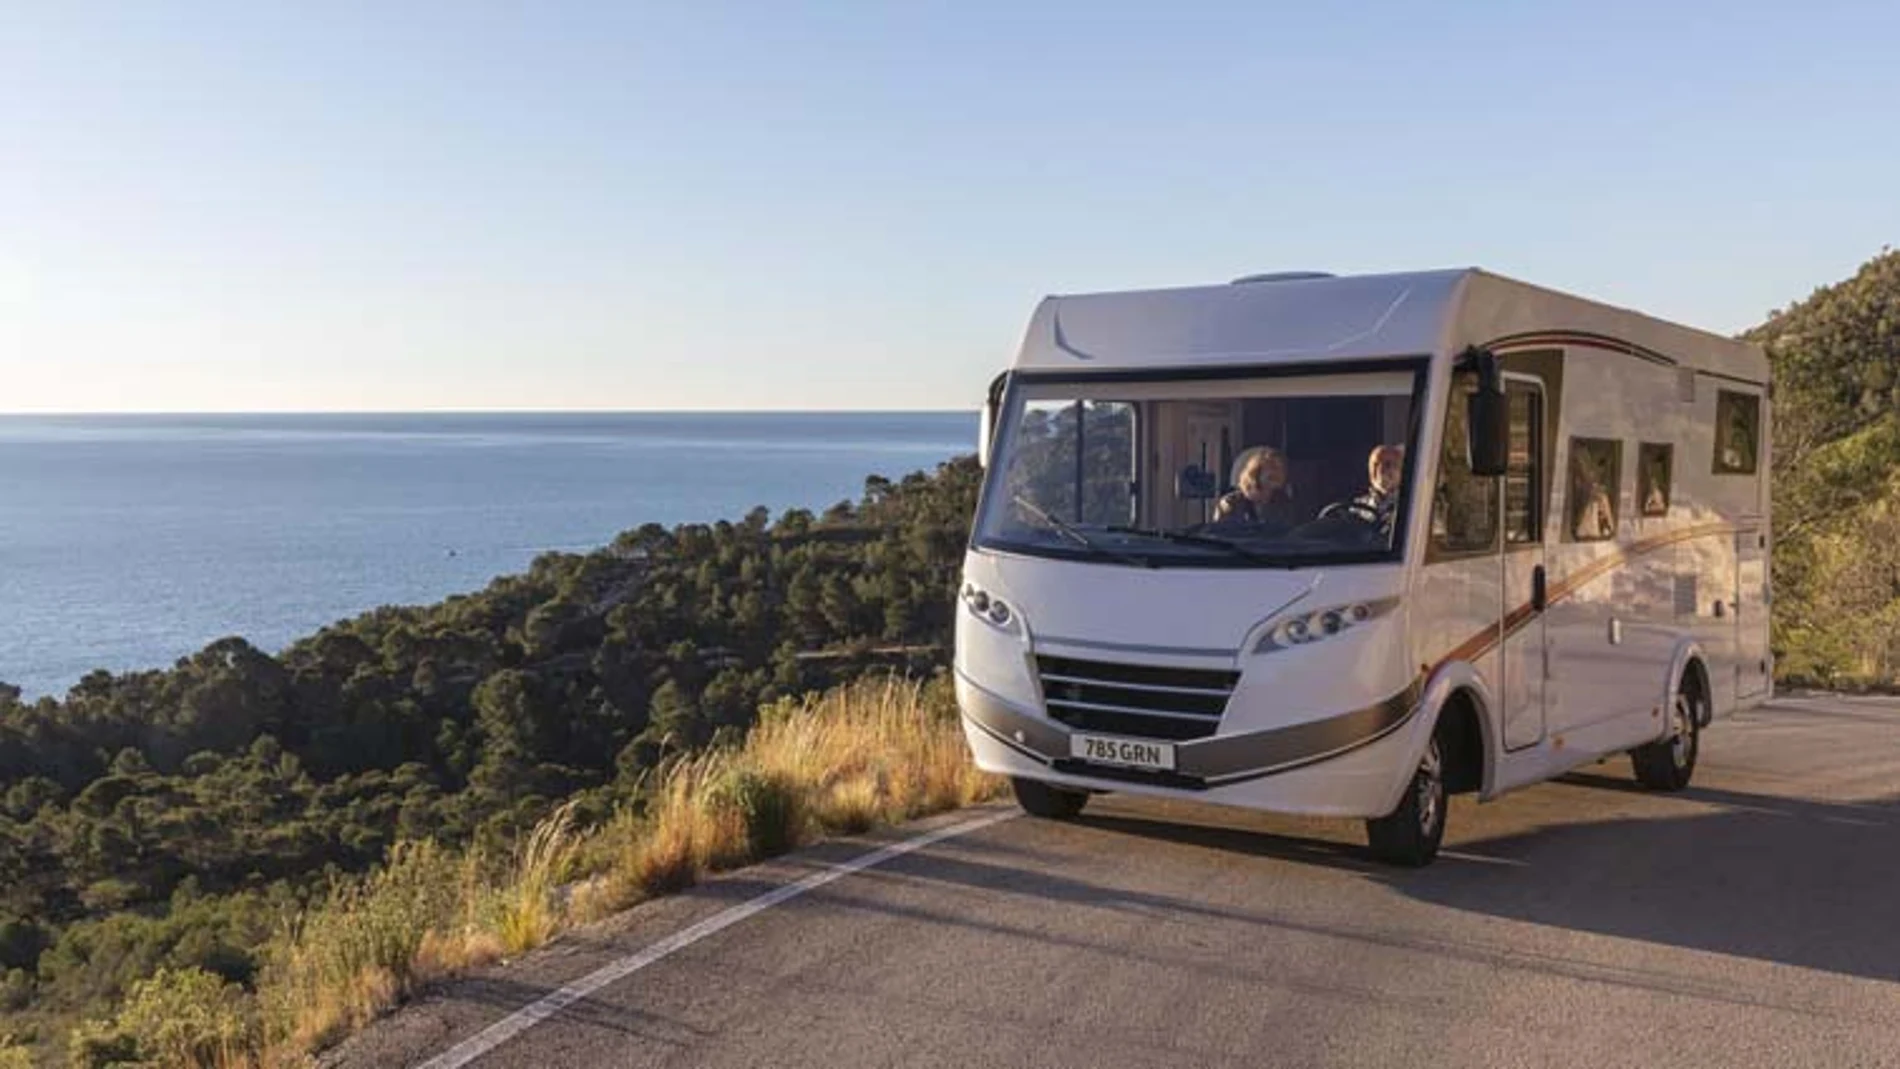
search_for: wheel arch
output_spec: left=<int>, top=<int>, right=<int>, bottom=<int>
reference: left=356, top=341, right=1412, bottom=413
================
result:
left=1667, top=640, right=1714, bottom=728
left=1403, top=662, right=1501, bottom=806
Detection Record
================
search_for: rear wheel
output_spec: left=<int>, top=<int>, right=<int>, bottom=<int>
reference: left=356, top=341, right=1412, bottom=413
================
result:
left=1365, top=733, right=1447, bottom=867
left=1010, top=776, right=1088, bottom=819
left=1632, top=673, right=1701, bottom=791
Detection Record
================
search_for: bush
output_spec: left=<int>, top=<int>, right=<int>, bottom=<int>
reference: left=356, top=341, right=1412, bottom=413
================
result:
left=258, top=839, right=471, bottom=1052
left=114, top=966, right=256, bottom=1068
left=66, top=1020, right=139, bottom=1069
left=709, top=768, right=802, bottom=858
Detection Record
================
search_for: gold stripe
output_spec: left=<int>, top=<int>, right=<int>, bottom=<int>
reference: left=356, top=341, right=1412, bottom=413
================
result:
left=1429, top=522, right=1736, bottom=672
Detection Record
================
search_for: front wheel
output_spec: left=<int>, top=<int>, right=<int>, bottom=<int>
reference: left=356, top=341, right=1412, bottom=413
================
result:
left=1010, top=776, right=1088, bottom=819
left=1365, top=734, right=1447, bottom=867
left=1632, top=676, right=1701, bottom=791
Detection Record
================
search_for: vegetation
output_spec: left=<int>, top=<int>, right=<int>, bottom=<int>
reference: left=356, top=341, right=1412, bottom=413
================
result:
left=44, top=677, right=991, bottom=1068
left=1748, top=248, right=1900, bottom=685
left=0, top=458, right=985, bottom=1064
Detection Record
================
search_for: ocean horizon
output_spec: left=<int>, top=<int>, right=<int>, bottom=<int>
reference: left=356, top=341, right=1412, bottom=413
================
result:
left=0, top=411, right=975, bottom=699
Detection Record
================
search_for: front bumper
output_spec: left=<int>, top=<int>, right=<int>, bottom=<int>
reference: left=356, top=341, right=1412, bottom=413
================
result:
left=956, top=669, right=1425, bottom=817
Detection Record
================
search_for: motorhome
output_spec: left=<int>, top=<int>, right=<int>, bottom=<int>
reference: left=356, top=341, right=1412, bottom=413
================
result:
left=955, top=269, right=1771, bottom=865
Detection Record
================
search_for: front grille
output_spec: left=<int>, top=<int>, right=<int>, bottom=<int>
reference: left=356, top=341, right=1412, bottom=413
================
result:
left=1035, top=654, right=1238, bottom=741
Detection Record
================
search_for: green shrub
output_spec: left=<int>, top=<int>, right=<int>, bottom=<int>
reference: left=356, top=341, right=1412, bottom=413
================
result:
left=115, top=966, right=256, bottom=1068
left=66, top=1019, right=138, bottom=1069
left=709, top=768, right=802, bottom=858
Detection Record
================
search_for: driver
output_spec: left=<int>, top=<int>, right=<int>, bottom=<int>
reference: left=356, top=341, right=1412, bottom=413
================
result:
left=1348, top=444, right=1405, bottom=532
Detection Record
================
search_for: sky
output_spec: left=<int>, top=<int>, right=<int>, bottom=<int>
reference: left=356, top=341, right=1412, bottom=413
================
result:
left=2, top=1, right=1897, bottom=413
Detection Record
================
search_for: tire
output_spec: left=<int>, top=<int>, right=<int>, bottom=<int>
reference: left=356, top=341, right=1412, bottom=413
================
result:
left=1010, top=776, right=1088, bottom=819
left=1632, top=674, right=1702, bottom=791
left=1365, top=732, right=1447, bottom=867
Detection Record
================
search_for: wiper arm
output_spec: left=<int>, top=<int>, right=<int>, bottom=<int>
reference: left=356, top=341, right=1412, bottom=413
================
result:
left=1012, top=495, right=1152, bottom=568
left=1105, top=525, right=1300, bottom=568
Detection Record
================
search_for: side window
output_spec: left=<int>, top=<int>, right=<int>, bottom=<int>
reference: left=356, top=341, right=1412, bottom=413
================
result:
left=1566, top=437, right=1622, bottom=543
left=1638, top=443, right=1673, bottom=516
left=1504, top=380, right=1543, bottom=545
left=1431, top=370, right=1500, bottom=555
left=1714, top=390, right=1760, bottom=474
left=1007, top=399, right=1138, bottom=527
left=1076, top=401, right=1138, bottom=526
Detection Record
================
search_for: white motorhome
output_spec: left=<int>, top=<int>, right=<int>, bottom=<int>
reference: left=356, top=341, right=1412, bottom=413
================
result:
left=955, top=269, right=1771, bottom=865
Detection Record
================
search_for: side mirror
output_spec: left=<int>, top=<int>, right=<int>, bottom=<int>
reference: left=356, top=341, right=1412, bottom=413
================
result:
left=978, top=372, right=1007, bottom=468
left=1467, top=386, right=1508, bottom=477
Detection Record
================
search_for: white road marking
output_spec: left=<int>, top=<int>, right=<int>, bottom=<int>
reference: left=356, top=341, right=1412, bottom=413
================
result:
left=415, top=808, right=1018, bottom=1069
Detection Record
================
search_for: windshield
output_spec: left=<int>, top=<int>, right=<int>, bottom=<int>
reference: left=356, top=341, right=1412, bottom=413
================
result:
left=974, top=366, right=1422, bottom=567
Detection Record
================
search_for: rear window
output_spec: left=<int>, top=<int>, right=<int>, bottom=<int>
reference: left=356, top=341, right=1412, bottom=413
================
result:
left=1714, top=391, right=1760, bottom=475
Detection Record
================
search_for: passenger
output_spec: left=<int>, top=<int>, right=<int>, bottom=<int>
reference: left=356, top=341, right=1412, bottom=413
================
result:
left=1213, top=447, right=1300, bottom=526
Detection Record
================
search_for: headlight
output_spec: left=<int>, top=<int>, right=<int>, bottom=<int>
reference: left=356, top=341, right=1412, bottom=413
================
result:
left=1255, top=598, right=1397, bottom=653
left=962, top=582, right=1018, bottom=633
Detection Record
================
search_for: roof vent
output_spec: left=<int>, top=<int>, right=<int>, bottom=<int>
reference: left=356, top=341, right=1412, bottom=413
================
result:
left=1231, top=271, right=1335, bottom=285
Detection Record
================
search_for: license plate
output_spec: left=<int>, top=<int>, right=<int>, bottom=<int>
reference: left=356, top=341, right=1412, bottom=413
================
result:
left=1070, top=733, right=1176, bottom=771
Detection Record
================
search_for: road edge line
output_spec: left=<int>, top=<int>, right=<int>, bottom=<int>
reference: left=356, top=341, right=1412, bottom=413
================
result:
left=414, top=807, right=1018, bottom=1069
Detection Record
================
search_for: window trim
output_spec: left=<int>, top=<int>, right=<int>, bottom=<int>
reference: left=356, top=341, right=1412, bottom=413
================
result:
left=1564, top=436, right=1623, bottom=544
left=1637, top=441, right=1673, bottom=517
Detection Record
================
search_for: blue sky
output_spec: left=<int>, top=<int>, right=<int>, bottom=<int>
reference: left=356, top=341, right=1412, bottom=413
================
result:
left=2, top=1, right=1895, bottom=412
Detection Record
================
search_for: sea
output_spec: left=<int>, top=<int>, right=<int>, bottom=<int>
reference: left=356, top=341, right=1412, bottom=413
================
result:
left=0, top=412, right=975, bottom=700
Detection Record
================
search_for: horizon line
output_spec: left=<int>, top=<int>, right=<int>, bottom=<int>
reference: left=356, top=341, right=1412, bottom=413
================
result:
left=0, top=406, right=981, bottom=417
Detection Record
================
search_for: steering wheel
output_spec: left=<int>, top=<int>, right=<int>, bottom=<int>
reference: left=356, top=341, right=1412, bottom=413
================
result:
left=1319, top=499, right=1382, bottom=525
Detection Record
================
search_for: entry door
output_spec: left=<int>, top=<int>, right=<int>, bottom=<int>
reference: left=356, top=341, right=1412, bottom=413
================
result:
left=1500, top=376, right=1548, bottom=750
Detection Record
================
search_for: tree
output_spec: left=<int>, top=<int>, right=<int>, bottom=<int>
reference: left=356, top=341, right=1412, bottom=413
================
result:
left=1745, top=249, right=1900, bottom=684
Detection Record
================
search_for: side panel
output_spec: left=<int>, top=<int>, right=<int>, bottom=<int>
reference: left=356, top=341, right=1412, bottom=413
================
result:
left=1683, top=378, right=1765, bottom=715
left=1542, top=351, right=1684, bottom=737
left=1410, top=352, right=1503, bottom=731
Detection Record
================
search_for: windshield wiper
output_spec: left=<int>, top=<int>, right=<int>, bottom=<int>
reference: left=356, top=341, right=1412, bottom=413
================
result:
left=1105, top=526, right=1300, bottom=568
left=1011, top=495, right=1153, bottom=568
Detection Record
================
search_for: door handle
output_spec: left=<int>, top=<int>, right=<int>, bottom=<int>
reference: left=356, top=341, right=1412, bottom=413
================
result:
left=1531, top=564, right=1547, bottom=613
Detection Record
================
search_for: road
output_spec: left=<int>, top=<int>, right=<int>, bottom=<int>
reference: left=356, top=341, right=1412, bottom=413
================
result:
left=333, top=694, right=1900, bottom=1069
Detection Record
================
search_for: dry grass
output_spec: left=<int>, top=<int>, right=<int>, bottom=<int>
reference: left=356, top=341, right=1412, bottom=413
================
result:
left=73, top=674, right=998, bottom=1067
left=253, top=837, right=486, bottom=1054
left=593, top=675, right=1001, bottom=898
left=491, top=800, right=581, bottom=955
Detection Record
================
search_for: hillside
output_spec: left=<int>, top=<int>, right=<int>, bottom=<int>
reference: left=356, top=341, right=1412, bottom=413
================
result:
left=0, top=458, right=983, bottom=1059
left=1747, top=248, right=1900, bottom=683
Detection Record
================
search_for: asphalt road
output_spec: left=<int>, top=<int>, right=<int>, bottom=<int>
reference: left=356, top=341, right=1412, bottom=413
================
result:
left=334, top=694, right=1900, bottom=1069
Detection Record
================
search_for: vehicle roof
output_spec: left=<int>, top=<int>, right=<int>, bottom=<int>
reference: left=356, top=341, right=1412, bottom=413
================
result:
left=1012, top=268, right=1767, bottom=381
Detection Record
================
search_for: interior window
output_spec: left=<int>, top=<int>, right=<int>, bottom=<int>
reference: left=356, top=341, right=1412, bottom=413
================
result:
left=1567, top=437, right=1622, bottom=542
left=1006, top=400, right=1137, bottom=527
left=1504, top=381, right=1543, bottom=545
left=1638, top=442, right=1673, bottom=516
left=1431, top=370, right=1500, bottom=555
left=1714, top=390, right=1760, bottom=474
